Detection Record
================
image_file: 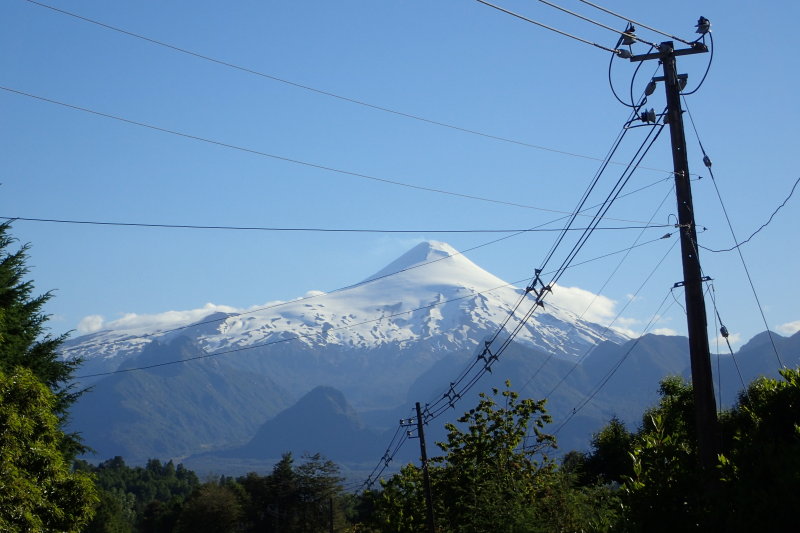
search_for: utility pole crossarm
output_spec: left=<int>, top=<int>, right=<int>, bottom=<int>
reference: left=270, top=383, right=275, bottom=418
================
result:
left=629, top=42, right=708, bottom=62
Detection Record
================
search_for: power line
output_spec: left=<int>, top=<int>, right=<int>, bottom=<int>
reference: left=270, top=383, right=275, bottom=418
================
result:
left=22, top=0, right=674, bottom=173
left=475, top=0, right=627, bottom=55
left=707, top=283, right=748, bottom=396
left=0, top=84, right=657, bottom=223
left=682, top=99, right=785, bottom=369
left=532, top=0, right=659, bottom=47
left=506, top=122, right=667, bottom=359
left=681, top=33, right=714, bottom=96
left=523, top=184, right=676, bottom=396
left=0, top=87, right=537, bottom=212
left=543, top=236, right=678, bottom=399
left=556, top=232, right=673, bottom=271
left=608, top=45, right=655, bottom=108
left=545, top=121, right=667, bottom=289
left=549, top=286, right=677, bottom=440
left=697, top=175, right=800, bottom=253
left=0, top=215, right=672, bottom=234
left=532, top=92, right=660, bottom=291
left=537, top=106, right=634, bottom=272
left=433, top=124, right=669, bottom=428
left=359, top=421, right=412, bottom=492
left=576, top=0, right=695, bottom=46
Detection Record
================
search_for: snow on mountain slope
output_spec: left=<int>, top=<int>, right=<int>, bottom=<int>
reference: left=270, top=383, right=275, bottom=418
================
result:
left=62, top=241, right=628, bottom=366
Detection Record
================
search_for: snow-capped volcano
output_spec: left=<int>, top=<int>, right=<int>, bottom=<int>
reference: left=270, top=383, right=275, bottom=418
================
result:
left=63, top=241, right=640, bottom=462
left=63, top=241, right=627, bottom=369
left=62, top=241, right=800, bottom=466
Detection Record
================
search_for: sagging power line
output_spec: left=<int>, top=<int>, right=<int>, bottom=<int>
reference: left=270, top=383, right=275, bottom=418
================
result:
left=532, top=0, right=658, bottom=47
left=22, top=0, right=674, bottom=174
left=682, top=100, right=788, bottom=369
left=0, top=85, right=661, bottom=224
left=522, top=183, right=677, bottom=395
left=475, top=0, right=631, bottom=56
left=576, top=0, right=695, bottom=46
left=0, top=215, right=672, bottom=235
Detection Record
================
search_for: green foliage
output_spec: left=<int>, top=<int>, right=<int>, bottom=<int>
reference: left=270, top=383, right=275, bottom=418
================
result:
left=0, top=366, right=98, bottom=532
left=0, top=222, right=84, bottom=456
left=622, top=412, right=704, bottom=531
left=615, top=377, right=703, bottom=531
left=364, top=370, right=800, bottom=532
left=81, top=451, right=350, bottom=533
left=362, top=463, right=427, bottom=532
left=526, top=470, right=621, bottom=533
left=716, top=367, right=800, bottom=531
left=582, top=416, right=634, bottom=485
left=362, top=382, right=621, bottom=532
left=261, top=453, right=299, bottom=531
left=77, top=455, right=200, bottom=532
left=84, top=488, right=136, bottom=533
left=432, top=381, right=555, bottom=532
left=294, top=453, right=345, bottom=532
left=618, top=369, right=800, bottom=532
left=175, top=482, right=244, bottom=533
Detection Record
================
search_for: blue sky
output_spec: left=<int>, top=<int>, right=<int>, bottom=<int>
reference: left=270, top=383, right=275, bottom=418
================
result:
left=1, top=0, right=798, bottom=351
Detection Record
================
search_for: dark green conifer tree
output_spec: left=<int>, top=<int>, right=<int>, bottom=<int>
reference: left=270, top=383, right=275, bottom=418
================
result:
left=0, top=222, right=84, bottom=454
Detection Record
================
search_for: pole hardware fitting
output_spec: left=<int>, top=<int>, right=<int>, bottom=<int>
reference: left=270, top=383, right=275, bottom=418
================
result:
left=621, top=23, right=637, bottom=46
left=673, top=276, right=712, bottom=288
left=640, top=108, right=657, bottom=123
left=477, top=341, right=499, bottom=372
left=695, top=17, right=711, bottom=35
left=658, top=73, right=690, bottom=91
left=651, top=74, right=688, bottom=84
left=444, top=383, right=461, bottom=407
left=525, top=268, right=551, bottom=308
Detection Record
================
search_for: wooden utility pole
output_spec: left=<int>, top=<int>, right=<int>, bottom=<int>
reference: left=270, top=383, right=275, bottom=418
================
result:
left=415, top=402, right=436, bottom=533
left=329, top=496, right=334, bottom=533
left=630, top=40, right=720, bottom=475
